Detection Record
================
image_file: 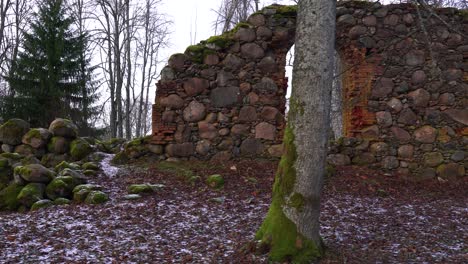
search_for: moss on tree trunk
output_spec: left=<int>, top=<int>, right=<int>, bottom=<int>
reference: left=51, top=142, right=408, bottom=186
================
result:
left=256, top=125, right=323, bottom=262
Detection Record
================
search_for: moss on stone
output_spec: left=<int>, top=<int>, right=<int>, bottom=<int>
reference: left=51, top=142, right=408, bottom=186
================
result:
left=84, top=191, right=108, bottom=204
left=255, top=124, right=323, bottom=262
left=128, top=184, right=165, bottom=195
left=17, top=183, right=45, bottom=208
left=70, top=138, right=92, bottom=161
left=230, top=22, right=251, bottom=33
left=55, top=161, right=81, bottom=172
left=205, top=35, right=234, bottom=49
left=206, top=174, right=224, bottom=189
left=54, top=197, right=71, bottom=205
left=23, top=128, right=42, bottom=142
left=0, top=158, right=8, bottom=168
left=0, top=183, right=23, bottom=211
left=1, top=152, right=23, bottom=161
left=82, top=162, right=99, bottom=171
left=271, top=5, right=297, bottom=19
left=30, top=199, right=53, bottom=211
left=112, top=151, right=129, bottom=165
left=14, top=165, right=31, bottom=179
left=185, top=44, right=216, bottom=64
left=46, top=176, right=75, bottom=200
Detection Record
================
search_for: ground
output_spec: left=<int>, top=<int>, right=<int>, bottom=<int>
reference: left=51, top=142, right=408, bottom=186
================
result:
left=0, top=157, right=466, bottom=263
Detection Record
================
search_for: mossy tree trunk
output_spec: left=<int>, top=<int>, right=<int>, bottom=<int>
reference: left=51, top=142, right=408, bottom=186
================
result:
left=256, top=0, right=336, bottom=262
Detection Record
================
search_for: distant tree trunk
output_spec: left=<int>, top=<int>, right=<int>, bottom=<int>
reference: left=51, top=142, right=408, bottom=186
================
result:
left=255, top=0, right=336, bottom=262
left=124, top=0, right=131, bottom=139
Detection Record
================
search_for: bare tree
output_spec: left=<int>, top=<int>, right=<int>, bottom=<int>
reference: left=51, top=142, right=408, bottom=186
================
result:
left=213, top=0, right=259, bottom=34
left=256, top=0, right=336, bottom=261
left=135, top=0, right=170, bottom=137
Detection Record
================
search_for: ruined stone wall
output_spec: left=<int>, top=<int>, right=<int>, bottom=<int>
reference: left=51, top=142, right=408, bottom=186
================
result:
left=152, top=1, right=467, bottom=180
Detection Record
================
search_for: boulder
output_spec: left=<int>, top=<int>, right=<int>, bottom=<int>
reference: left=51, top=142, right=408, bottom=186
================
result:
left=327, top=154, right=351, bottom=166
left=258, top=57, right=277, bottom=73
left=198, top=121, right=218, bottom=140
left=352, top=152, right=376, bottom=165
left=47, top=136, right=70, bottom=154
left=54, top=161, right=81, bottom=173
left=255, top=122, right=276, bottom=140
left=17, top=183, right=46, bottom=207
left=14, top=164, right=55, bottom=183
left=128, top=184, right=165, bottom=195
left=22, top=128, right=52, bottom=149
left=239, top=106, right=257, bottom=122
left=72, top=184, right=102, bottom=202
left=391, top=127, right=411, bottom=143
left=53, top=197, right=71, bottom=205
left=183, top=77, right=209, bottom=96
left=231, top=124, right=250, bottom=136
left=14, top=144, right=36, bottom=157
left=381, top=156, right=399, bottom=169
left=160, top=94, right=185, bottom=109
left=253, top=77, right=278, bottom=93
left=437, top=163, right=465, bottom=179
left=261, top=106, right=280, bottom=121
left=398, top=145, right=414, bottom=159
left=70, top=138, right=92, bottom=161
left=408, top=89, right=430, bottom=107
left=210, top=86, right=239, bottom=107
left=0, top=119, right=30, bottom=145
left=165, top=143, right=194, bottom=157
left=31, top=199, right=54, bottom=211
left=424, top=152, right=444, bottom=167
left=183, top=101, right=206, bottom=122
left=235, top=27, right=256, bottom=42
left=0, top=183, right=23, bottom=211
left=268, top=144, right=284, bottom=158
left=240, top=138, right=264, bottom=156
left=443, top=109, right=468, bottom=126
left=376, top=111, right=392, bottom=127
left=240, top=43, right=264, bottom=59
left=196, top=140, right=211, bottom=155
left=49, top=118, right=78, bottom=138
left=414, top=126, right=437, bottom=143
left=84, top=191, right=109, bottom=205
left=45, top=175, right=80, bottom=200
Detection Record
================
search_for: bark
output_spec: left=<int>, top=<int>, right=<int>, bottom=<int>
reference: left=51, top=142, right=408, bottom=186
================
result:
left=124, top=0, right=131, bottom=139
left=256, top=0, right=336, bottom=262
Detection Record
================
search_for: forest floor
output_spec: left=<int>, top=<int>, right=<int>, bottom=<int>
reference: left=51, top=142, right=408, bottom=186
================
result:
left=0, top=157, right=467, bottom=263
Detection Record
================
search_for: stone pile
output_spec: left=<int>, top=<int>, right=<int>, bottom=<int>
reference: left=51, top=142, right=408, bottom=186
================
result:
left=0, top=118, right=109, bottom=211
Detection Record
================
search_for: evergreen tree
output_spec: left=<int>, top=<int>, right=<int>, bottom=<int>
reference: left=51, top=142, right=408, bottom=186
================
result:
left=3, top=0, right=97, bottom=130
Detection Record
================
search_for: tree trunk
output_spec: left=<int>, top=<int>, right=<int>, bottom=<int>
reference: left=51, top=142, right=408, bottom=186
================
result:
left=255, top=0, right=336, bottom=262
left=124, top=0, right=131, bottom=139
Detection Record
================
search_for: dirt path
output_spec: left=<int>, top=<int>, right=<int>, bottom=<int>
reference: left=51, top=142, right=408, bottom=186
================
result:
left=0, top=160, right=466, bottom=263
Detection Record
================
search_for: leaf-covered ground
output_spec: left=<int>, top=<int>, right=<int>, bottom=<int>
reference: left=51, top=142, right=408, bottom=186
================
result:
left=0, top=158, right=466, bottom=263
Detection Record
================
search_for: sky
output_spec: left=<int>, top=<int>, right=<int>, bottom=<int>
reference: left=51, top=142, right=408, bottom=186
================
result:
left=158, top=0, right=296, bottom=62
left=153, top=0, right=297, bottom=103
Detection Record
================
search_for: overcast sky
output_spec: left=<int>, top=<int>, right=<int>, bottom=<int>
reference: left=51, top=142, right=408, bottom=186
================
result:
left=158, top=0, right=296, bottom=63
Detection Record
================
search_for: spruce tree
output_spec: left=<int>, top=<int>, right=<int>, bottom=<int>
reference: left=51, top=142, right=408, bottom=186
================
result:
left=4, top=0, right=96, bottom=130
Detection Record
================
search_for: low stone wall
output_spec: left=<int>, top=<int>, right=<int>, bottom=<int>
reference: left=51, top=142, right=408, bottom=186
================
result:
left=150, top=1, right=467, bottom=180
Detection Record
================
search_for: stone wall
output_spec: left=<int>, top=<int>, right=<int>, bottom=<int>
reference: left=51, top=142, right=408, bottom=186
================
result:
left=151, top=1, right=467, bottom=180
